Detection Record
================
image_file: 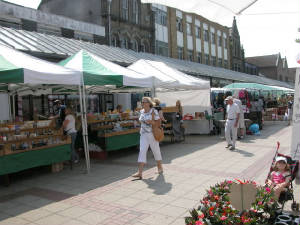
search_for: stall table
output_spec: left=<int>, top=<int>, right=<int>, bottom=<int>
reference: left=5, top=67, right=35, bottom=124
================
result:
left=183, top=119, right=211, bottom=135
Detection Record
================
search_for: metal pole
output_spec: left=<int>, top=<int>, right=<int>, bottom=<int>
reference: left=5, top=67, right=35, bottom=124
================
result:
left=82, top=85, right=90, bottom=172
left=107, top=0, right=112, bottom=46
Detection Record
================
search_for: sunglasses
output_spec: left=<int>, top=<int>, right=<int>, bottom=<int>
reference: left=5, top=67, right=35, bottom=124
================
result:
left=142, top=101, right=149, bottom=103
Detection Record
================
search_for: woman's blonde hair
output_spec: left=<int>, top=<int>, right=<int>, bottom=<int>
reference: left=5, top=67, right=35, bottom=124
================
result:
left=142, top=97, right=154, bottom=108
left=153, top=97, right=161, bottom=106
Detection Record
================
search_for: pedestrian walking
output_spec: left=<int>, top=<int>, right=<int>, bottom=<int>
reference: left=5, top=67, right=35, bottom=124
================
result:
left=132, top=97, right=163, bottom=179
left=225, top=96, right=240, bottom=150
left=287, top=96, right=293, bottom=125
left=63, top=108, right=79, bottom=163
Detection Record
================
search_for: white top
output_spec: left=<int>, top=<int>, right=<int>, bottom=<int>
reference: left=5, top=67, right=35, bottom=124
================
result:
left=233, top=98, right=244, bottom=118
left=139, top=108, right=160, bottom=134
left=64, top=114, right=77, bottom=134
left=226, top=103, right=240, bottom=120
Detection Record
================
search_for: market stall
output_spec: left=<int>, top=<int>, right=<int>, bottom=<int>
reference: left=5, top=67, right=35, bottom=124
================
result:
left=0, top=44, right=90, bottom=176
left=128, top=60, right=212, bottom=135
left=59, top=50, right=153, bottom=153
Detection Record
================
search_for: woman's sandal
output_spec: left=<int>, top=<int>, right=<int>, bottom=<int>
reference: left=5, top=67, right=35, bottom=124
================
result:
left=132, top=173, right=142, bottom=179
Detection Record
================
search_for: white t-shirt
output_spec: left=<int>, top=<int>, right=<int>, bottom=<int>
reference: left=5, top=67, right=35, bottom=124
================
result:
left=233, top=98, right=244, bottom=119
left=139, top=108, right=160, bottom=134
left=226, top=103, right=240, bottom=120
left=64, top=114, right=76, bottom=134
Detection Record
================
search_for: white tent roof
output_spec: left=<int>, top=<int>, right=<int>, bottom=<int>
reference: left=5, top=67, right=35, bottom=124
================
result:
left=0, top=44, right=82, bottom=85
left=128, top=59, right=210, bottom=90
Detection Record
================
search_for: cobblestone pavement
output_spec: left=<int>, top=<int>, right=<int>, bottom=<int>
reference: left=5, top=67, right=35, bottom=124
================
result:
left=0, top=123, right=299, bottom=225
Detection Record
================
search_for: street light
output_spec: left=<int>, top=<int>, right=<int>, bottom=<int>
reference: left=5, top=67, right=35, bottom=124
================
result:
left=107, top=0, right=112, bottom=46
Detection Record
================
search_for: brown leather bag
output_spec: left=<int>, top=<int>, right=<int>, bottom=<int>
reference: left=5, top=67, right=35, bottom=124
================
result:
left=152, top=111, right=164, bottom=142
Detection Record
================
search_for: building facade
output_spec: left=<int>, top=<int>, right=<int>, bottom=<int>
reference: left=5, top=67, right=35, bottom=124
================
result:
left=246, top=53, right=291, bottom=82
left=152, top=4, right=231, bottom=69
left=39, top=0, right=155, bottom=53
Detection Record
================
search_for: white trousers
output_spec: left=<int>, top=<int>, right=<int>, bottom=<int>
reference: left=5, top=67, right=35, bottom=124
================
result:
left=225, top=119, right=238, bottom=147
left=138, top=132, right=162, bottom=163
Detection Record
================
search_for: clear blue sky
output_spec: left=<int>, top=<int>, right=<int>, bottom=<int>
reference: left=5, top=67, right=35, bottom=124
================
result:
left=3, top=0, right=300, bottom=68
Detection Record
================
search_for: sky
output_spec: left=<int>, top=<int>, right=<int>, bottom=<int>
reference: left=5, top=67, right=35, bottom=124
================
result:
left=3, top=0, right=300, bottom=68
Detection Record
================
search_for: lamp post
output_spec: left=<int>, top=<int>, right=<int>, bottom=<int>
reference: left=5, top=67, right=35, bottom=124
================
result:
left=107, top=0, right=112, bottom=46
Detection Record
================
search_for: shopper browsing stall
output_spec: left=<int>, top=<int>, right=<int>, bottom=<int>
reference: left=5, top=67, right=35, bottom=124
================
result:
left=153, top=98, right=166, bottom=122
left=233, top=97, right=245, bottom=139
left=225, top=96, right=240, bottom=150
left=63, top=108, right=79, bottom=163
left=132, top=97, right=163, bottom=179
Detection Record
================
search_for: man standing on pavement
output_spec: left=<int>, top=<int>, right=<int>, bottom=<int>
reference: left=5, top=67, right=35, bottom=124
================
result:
left=233, top=96, right=245, bottom=139
left=225, top=96, right=240, bottom=150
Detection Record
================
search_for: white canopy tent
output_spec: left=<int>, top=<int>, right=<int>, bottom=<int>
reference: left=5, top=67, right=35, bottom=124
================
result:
left=0, top=44, right=91, bottom=173
left=128, top=59, right=211, bottom=115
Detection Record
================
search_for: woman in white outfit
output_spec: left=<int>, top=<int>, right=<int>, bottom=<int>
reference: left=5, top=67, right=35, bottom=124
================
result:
left=132, top=97, right=163, bottom=179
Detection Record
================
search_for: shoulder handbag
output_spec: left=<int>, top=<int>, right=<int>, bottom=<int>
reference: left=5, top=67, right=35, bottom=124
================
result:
left=152, top=110, right=164, bottom=142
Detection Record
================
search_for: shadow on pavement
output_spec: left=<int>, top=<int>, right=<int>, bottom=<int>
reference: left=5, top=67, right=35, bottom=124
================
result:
left=142, top=174, right=172, bottom=195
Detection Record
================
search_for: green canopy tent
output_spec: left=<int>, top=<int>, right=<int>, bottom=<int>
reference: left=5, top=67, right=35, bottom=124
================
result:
left=0, top=44, right=91, bottom=173
left=59, top=50, right=153, bottom=88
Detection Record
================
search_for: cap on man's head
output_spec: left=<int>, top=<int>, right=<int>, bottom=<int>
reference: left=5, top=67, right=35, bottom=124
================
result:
left=225, top=96, right=233, bottom=101
left=275, top=156, right=287, bottom=163
left=54, top=99, right=61, bottom=103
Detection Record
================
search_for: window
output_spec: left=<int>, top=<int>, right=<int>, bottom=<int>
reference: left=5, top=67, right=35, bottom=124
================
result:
left=211, top=32, right=216, bottom=44
left=195, top=26, right=201, bottom=38
left=224, top=37, right=227, bottom=49
left=197, top=52, right=202, bottom=63
left=140, top=43, right=146, bottom=52
left=153, top=7, right=167, bottom=26
left=186, top=23, right=192, bottom=35
left=176, top=17, right=183, bottom=32
left=74, top=31, right=93, bottom=41
left=131, top=39, right=138, bottom=52
left=177, top=47, right=183, bottom=60
left=218, top=58, right=222, bottom=67
left=205, top=54, right=210, bottom=65
left=156, top=41, right=168, bottom=57
left=121, top=0, right=128, bottom=21
left=132, top=0, right=139, bottom=24
left=120, top=37, right=129, bottom=49
left=37, top=23, right=61, bottom=36
left=211, top=56, right=216, bottom=66
left=224, top=60, right=228, bottom=68
left=188, top=50, right=193, bottom=61
left=204, top=29, right=209, bottom=42
left=112, top=36, right=118, bottom=47
left=218, top=36, right=222, bottom=46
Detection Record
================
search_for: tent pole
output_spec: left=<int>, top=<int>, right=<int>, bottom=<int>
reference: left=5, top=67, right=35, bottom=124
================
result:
left=79, top=84, right=90, bottom=173
left=82, top=85, right=90, bottom=172
left=12, top=94, right=15, bottom=120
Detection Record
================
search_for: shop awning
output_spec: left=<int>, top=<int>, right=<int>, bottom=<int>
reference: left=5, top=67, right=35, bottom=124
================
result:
left=0, top=44, right=81, bottom=85
left=59, top=50, right=153, bottom=88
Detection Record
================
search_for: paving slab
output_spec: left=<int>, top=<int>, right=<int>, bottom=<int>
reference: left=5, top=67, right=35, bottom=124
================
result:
left=0, top=124, right=298, bottom=225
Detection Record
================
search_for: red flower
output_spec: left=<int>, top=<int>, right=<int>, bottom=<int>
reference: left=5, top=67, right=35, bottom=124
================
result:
left=209, top=211, right=213, bottom=216
left=265, top=187, right=271, bottom=193
left=198, top=214, right=204, bottom=219
left=195, top=221, right=203, bottom=225
left=258, top=201, right=263, bottom=205
left=220, top=215, right=227, bottom=221
left=227, top=180, right=233, bottom=184
left=214, top=195, right=220, bottom=201
left=236, top=179, right=245, bottom=184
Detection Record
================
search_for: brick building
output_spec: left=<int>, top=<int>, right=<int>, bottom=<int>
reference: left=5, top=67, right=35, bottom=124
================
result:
left=152, top=4, right=230, bottom=69
left=245, top=53, right=291, bottom=83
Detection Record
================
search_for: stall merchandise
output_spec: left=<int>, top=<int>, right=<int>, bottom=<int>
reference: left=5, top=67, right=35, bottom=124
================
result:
left=0, top=120, right=71, bottom=175
left=87, top=113, right=140, bottom=151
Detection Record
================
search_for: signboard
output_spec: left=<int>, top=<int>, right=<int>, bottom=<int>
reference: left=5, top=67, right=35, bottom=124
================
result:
left=291, top=68, right=300, bottom=160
